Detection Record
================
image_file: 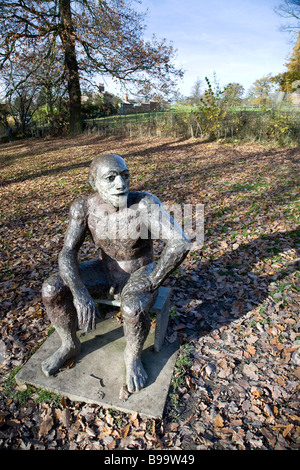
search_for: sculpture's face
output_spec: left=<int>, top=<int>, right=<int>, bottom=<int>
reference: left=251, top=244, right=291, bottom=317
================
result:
left=94, top=156, right=130, bottom=208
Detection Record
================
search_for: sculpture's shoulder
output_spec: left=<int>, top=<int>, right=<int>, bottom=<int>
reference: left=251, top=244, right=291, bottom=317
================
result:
left=69, top=196, right=88, bottom=220
left=128, top=191, right=161, bottom=210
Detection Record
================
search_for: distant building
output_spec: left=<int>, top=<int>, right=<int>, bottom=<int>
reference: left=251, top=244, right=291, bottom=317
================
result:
left=275, top=88, right=300, bottom=106
left=81, top=84, right=119, bottom=108
left=290, top=92, right=300, bottom=105
left=120, top=100, right=161, bottom=115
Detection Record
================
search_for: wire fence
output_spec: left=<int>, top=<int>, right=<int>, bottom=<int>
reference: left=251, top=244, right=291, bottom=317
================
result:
left=83, top=111, right=197, bottom=139
left=83, top=107, right=300, bottom=144
left=3, top=105, right=300, bottom=145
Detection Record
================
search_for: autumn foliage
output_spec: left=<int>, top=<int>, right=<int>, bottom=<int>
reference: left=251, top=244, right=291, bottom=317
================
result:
left=0, top=135, right=299, bottom=450
left=0, top=1, right=182, bottom=135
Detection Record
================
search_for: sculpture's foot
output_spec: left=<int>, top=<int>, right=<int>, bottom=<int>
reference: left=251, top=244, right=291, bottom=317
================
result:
left=125, top=358, right=148, bottom=393
left=41, top=341, right=81, bottom=377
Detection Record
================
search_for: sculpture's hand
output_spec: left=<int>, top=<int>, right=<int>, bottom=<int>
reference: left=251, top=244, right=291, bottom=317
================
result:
left=73, top=291, right=98, bottom=332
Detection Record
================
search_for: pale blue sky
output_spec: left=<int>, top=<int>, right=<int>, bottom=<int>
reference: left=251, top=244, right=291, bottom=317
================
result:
left=140, top=0, right=294, bottom=96
left=104, top=0, right=296, bottom=99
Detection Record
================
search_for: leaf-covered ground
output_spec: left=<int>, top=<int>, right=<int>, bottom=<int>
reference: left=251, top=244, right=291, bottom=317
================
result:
left=0, top=135, right=299, bottom=450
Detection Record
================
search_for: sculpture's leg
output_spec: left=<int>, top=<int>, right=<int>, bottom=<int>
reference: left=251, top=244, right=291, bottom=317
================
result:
left=121, top=291, right=157, bottom=393
left=41, top=274, right=80, bottom=376
left=41, top=259, right=108, bottom=377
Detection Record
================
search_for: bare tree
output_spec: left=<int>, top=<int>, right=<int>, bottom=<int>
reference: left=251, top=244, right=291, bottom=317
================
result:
left=188, top=78, right=203, bottom=106
left=0, top=0, right=183, bottom=135
left=274, top=0, right=300, bottom=34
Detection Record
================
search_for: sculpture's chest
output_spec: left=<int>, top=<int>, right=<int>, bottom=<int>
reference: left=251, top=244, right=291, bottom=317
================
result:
left=87, top=207, right=145, bottom=255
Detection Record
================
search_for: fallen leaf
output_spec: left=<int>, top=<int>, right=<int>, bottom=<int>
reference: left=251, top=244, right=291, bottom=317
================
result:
left=167, top=422, right=179, bottom=432
left=94, top=417, right=105, bottom=427
left=152, top=419, right=156, bottom=436
left=293, top=367, right=300, bottom=379
left=282, top=423, right=294, bottom=438
left=261, top=427, right=276, bottom=447
left=85, top=425, right=96, bottom=437
left=38, top=414, right=54, bottom=439
left=98, top=426, right=112, bottom=438
left=0, top=412, right=7, bottom=428
left=105, top=411, right=114, bottom=426
left=60, top=357, right=75, bottom=370
left=16, top=383, right=27, bottom=392
left=60, top=408, right=71, bottom=429
left=251, top=389, right=261, bottom=399
left=213, top=414, right=224, bottom=428
left=243, top=363, right=258, bottom=380
left=286, top=414, right=300, bottom=423
left=129, top=411, right=139, bottom=427
left=6, top=418, right=21, bottom=427
left=119, top=385, right=130, bottom=402
left=129, top=411, right=138, bottom=423
left=247, top=344, right=256, bottom=355
left=107, top=439, right=116, bottom=450
left=120, top=424, right=131, bottom=438
left=166, top=331, right=177, bottom=343
left=132, top=430, right=145, bottom=438
left=61, top=396, right=67, bottom=408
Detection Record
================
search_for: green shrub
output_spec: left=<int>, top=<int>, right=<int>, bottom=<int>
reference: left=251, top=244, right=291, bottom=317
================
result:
left=194, top=77, right=227, bottom=140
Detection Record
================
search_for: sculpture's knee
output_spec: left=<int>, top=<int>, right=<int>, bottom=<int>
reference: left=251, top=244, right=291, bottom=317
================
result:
left=121, top=290, right=155, bottom=329
left=122, top=303, right=141, bottom=324
left=42, top=274, right=68, bottom=306
left=121, top=302, right=150, bottom=338
left=42, top=274, right=76, bottom=328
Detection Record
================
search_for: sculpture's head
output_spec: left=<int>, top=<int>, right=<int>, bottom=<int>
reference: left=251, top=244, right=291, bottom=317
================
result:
left=88, top=154, right=130, bottom=207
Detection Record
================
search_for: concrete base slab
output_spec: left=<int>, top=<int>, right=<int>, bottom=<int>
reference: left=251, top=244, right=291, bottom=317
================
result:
left=16, top=318, right=179, bottom=419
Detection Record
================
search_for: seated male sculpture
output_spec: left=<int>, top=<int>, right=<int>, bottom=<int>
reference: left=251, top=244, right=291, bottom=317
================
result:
left=42, top=154, right=190, bottom=393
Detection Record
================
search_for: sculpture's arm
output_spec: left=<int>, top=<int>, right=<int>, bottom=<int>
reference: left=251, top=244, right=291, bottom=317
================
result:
left=144, top=194, right=191, bottom=291
left=58, top=197, right=97, bottom=331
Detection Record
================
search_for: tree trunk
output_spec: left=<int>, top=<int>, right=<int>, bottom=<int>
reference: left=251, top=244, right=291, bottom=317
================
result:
left=59, top=0, right=82, bottom=135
